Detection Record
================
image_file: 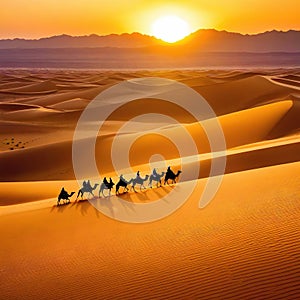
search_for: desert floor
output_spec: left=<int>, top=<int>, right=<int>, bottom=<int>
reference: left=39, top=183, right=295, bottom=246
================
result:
left=0, top=69, right=299, bottom=299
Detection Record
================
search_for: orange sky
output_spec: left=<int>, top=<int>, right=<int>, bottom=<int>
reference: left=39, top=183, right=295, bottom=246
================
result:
left=0, top=0, right=299, bottom=39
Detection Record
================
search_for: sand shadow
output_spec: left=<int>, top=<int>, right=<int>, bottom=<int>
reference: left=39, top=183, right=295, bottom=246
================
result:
left=50, top=184, right=176, bottom=218
left=50, top=201, right=71, bottom=213
left=50, top=197, right=100, bottom=218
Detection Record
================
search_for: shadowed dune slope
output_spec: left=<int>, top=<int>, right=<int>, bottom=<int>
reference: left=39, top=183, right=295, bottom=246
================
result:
left=194, top=75, right=296, bottom=115
left=0, top=80, right=57, bottom=94
left=0, top=100, right=296, bottom=183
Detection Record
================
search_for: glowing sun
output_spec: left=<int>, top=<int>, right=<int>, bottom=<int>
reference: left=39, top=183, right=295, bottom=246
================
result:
left=151, top=15, right=191, bottom=43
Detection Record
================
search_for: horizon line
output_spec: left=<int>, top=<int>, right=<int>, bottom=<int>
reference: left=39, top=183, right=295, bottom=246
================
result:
left=1, top=28, right=299, bottom=41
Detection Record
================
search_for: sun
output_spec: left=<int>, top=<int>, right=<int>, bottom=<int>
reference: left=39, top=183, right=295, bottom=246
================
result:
left=151, top=15, right=191, bottom=43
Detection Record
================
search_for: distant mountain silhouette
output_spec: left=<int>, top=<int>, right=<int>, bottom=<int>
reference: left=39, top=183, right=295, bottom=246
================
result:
left=0, top=29, right=299, bottom=52
left=178, top=29, right=300, bottom=52
left=0, top=32, right=165, bottom=49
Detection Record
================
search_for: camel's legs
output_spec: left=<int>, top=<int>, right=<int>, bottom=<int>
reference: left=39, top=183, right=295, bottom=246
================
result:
left=119, top=186, right=128, bottom=194
left=78, top=190, right=84, bottom=200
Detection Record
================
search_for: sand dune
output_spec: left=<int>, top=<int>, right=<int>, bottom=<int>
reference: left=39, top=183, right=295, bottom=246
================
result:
left=207, top=71, right=263, bottom=81
left=0, top=102, right=41, bottom=112
left=0, top=100, right=295, bottom=182
left=281, top=74, right=300, bottom=82
left=178, top=75, right=218, bottom=86
left=1, top=162, right=299, bottom=299
left=0, top=80, right=57, bottom=94
left=194, top=75, right=296, bottom=115
left=270, top=77, right=300, bottom=88
left=268, top=101, right=300, bottom=138
left=48, top=98, right=90, bottom=110
left=24, top=86, right=106, bottom=106
left=0, top=69, right=299, bottom=299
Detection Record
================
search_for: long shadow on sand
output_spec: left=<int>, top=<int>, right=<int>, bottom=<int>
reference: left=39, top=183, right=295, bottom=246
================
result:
left=50, top=185, right=175, bottom=218
left=50, top=198, right=100, bottom=218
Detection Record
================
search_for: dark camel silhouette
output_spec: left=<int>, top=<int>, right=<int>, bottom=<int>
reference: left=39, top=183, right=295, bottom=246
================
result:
left=149, top=171, right=165, bottom=188
left=57, top=188, right=75, bottom=206
left=130, top=175, right=149, bottom=192
left=116, top=176, right=131, bottom=195
left=164, top=170, right=182, bottom=185
left=99, top=178, right=115, bottom=197
left=76, top=181, right=99, bottom=200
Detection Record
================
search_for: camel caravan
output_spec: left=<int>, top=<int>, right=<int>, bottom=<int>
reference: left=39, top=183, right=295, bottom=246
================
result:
left=57, top=166, right=182, bottom=205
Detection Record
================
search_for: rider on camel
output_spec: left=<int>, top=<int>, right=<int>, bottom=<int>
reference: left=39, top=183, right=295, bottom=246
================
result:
left=167, top=166, right=171, bottom=175
left=120, top=174, right=126, bottom=183
left=60, top=187, right=67, bottom=198
left=103, top=177, right=109, bottom=188
left=152, top=168, right=158, bottom=177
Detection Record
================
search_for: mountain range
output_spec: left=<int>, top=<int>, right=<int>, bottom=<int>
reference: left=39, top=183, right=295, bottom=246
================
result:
left=1, top=29, right=300, bottom=52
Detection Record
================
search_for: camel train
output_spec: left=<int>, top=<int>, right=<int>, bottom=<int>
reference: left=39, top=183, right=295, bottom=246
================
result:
left=57, top=166, right=182, bottom=205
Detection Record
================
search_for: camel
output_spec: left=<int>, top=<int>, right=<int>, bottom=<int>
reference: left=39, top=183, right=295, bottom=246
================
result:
left=57, top=188, right=75, bottom=206
left=130, top=175, right=149, bottom=192
left=116, top=176, right=131, bottom=195
left=76, top=181, right=99, bottom=200
left=164, top=170, right=182, bottom=185
left=99, top=178, right=115, bottom=197
left=149, top=172, right=165, bottom=188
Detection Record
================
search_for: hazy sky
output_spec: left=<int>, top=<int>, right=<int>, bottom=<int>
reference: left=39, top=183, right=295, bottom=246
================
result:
left=1, top=0, right=299, bottom=38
